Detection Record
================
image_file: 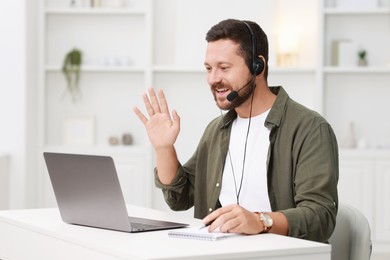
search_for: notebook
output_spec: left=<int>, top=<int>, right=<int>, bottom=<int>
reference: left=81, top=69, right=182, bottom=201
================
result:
left=43, top=152, right=188, bottom=233
left=168, top=226, right=239, bottom=241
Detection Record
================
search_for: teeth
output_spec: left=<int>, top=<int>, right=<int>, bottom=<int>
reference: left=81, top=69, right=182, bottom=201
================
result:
left=216, top=88, right=228, bottom=92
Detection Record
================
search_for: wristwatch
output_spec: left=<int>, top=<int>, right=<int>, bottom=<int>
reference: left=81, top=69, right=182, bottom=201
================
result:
left=256, top=212, right=273, bottom=233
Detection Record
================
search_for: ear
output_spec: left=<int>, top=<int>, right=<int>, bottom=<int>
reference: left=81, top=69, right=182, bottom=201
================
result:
left=254, top=55, right=265, bottom=76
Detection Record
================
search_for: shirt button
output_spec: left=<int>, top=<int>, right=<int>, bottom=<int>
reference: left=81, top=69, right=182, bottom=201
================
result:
left=209, top=208, right=213, bottom=212
left=216, top=182, right=220, bottom=187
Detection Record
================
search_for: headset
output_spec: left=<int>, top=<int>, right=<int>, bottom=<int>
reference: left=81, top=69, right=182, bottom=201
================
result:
left=226, top=21, right=265, bottom=102
left=242, top=21, right=264, bottom=76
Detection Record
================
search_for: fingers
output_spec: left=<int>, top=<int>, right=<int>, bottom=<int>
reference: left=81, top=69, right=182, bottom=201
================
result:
left=143, top=92, right=155, bottom=117
left=157, top=89, right=170, bottom=114
left=133, top=106, right=148, bottom=125
left=202, top=204, right=252, bottom=233
left=148, top=88, right=162, bottom=114
left=141, top=88, right=171, bottom=116
left=134, top=88, right=178, bottom=126
left=202, top=205, right=233, bottom=232
left=203, top=204, right=234, bottom=224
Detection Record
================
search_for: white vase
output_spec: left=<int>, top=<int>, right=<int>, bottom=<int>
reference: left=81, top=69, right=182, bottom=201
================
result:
left=358, top=58, right=368, bottom=66
left=342, top=122, right=357, bottom=149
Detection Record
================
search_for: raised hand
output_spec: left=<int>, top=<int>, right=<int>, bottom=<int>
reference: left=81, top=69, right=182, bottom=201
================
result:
left=133, top=88, right=180, bottom=151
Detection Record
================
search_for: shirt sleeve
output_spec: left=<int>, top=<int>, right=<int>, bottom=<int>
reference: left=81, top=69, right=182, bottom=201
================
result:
left=154, top=161, right=196, bottom=211
left=280, top=122, right=339, bottom=242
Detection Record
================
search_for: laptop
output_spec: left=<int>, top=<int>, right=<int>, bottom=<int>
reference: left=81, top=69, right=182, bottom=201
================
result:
left=43, top=152, right=188, bottom=232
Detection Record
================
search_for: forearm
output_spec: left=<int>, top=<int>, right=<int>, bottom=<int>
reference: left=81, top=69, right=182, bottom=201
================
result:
left=267, top=212, right=288, bottom=236
left=155, top=146, right=179, bottom=185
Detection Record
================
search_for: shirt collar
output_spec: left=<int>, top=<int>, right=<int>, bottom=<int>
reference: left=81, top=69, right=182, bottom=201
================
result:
left=265, top=86, right=289, bottom=129
left=219, top=86, right=289, bottom=129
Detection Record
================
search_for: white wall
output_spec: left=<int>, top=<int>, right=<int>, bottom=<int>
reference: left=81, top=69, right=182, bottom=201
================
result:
left=0, top=0, right=27, bottom=208
left=0, top=0, right=38, bottom=209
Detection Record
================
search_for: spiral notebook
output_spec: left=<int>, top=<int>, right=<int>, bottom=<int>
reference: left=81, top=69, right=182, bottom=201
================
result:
left=168, top=226, right=239, bottom=241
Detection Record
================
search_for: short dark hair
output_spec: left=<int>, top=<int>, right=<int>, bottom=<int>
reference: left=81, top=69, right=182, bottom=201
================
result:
left=205, top=19, right=269, bottom=80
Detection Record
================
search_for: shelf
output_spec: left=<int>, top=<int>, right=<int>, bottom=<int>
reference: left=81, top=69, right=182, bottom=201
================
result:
left=45, top=65, right=145, bottom=73
left=270, top=67, right=316, bottom=74
left=324, top=66, right=390, bottom=74
left=324, top=7, right=390, bottom=15
left=152, top=66, right=317, bottom=74
left=44, top=7, right=146, bottom=15
left=153, top=65, right=205, bottom=73
left=339, top=148, right=390, bottom=158
left=42, top=144, right=153, bottom=154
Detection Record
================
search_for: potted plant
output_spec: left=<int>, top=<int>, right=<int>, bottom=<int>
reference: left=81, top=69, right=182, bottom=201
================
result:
left=62, top=48, right=82, bottom=102
left=357, top=49, right=367, bottom=66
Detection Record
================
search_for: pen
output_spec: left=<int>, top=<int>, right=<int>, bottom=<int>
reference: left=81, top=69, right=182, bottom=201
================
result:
left=199, top=220, right=214, bottom=230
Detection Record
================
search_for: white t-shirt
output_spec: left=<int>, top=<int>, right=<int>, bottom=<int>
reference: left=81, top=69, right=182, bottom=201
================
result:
left=219, top=110, right=272, bottom=212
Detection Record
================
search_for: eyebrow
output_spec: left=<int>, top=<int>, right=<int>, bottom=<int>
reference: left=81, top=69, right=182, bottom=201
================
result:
left=203, top=62, right=232, bottom=67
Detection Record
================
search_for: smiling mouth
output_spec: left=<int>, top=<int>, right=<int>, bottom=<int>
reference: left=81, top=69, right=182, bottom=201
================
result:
left=215, top=88, right=229, bottom=94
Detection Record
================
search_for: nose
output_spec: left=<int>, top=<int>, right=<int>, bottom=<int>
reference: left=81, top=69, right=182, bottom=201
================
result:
left=207, top=68, right=222, bottom=86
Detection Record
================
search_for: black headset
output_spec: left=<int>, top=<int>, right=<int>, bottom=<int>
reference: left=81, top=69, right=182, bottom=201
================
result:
left=242, top=21, right=264, bottom=76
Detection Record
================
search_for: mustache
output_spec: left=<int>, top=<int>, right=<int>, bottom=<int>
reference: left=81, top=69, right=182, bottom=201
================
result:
left=211, top=81, right=229, bottom=91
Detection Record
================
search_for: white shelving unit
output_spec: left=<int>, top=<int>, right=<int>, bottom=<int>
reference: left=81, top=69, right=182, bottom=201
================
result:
left=39, top=0, right=153, bottom=147
left=38, top=0, right=154, bottom=208
left=320, top=0, right=390, bottom=254
left=321, top=0, right=390, bottom=148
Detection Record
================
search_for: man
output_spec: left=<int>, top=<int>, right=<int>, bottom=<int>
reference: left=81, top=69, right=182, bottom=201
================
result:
left=133, top=19, right=338, bottom=242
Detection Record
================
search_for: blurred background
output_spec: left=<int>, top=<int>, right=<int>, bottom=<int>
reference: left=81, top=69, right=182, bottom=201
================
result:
left=1, top=0, right=389, bottom=258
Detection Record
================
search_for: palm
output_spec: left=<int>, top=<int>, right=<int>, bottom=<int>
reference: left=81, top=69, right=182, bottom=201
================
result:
left=133, top=88, right=180, bottom=150
left=145, top=112, right=179, bottom=149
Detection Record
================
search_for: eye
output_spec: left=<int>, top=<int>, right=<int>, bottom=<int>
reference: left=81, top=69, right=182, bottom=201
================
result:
left=205, top=66, right=212, bottom=73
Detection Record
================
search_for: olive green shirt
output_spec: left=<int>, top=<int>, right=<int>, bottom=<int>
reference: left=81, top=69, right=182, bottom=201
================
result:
left=155, top=86, right=339, bottom=242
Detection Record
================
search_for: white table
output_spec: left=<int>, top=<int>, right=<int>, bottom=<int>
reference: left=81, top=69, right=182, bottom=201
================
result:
left=0, top=205, right=331, bottom=260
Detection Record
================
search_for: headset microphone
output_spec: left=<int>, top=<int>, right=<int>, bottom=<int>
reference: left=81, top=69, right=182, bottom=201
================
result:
left=226, top=91, right=238, bottom=102
left=226, top=78, right=253, bottom=102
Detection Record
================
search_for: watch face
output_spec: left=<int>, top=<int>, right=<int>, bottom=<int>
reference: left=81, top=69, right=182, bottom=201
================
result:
left=262, top=213, right=273, bottom=227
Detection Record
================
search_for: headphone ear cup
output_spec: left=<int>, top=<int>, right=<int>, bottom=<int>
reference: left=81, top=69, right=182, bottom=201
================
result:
left=253, top=58, right=264, bottom=75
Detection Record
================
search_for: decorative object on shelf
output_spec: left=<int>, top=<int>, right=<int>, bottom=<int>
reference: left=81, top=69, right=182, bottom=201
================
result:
left=101, top=0, right=128, bottom=8
left=122, top=133, right=133, bottom=145
left=97, top=55, right=132, bottom=67
left=108, top=136, right=119, bottom=145
left=69, top=0, right=89, bottom=8
left=62, top=48, right=83, bottom=102
left=357, top=138, right=368, bottom=149
left=357, top=49, right=368, bottom=66
left=276, top=26, right=300, bottom=67
left=91, top=0, right=101, bottom=8
left=63, top=116, right=95, bottom=146
left=341, top=121, right=357, bottom=149
left=331, top=39, right=357, bottom=67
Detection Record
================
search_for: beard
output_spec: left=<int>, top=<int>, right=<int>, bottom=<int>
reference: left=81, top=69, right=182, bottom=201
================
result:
left=211, top=77, right=255, bottom=111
